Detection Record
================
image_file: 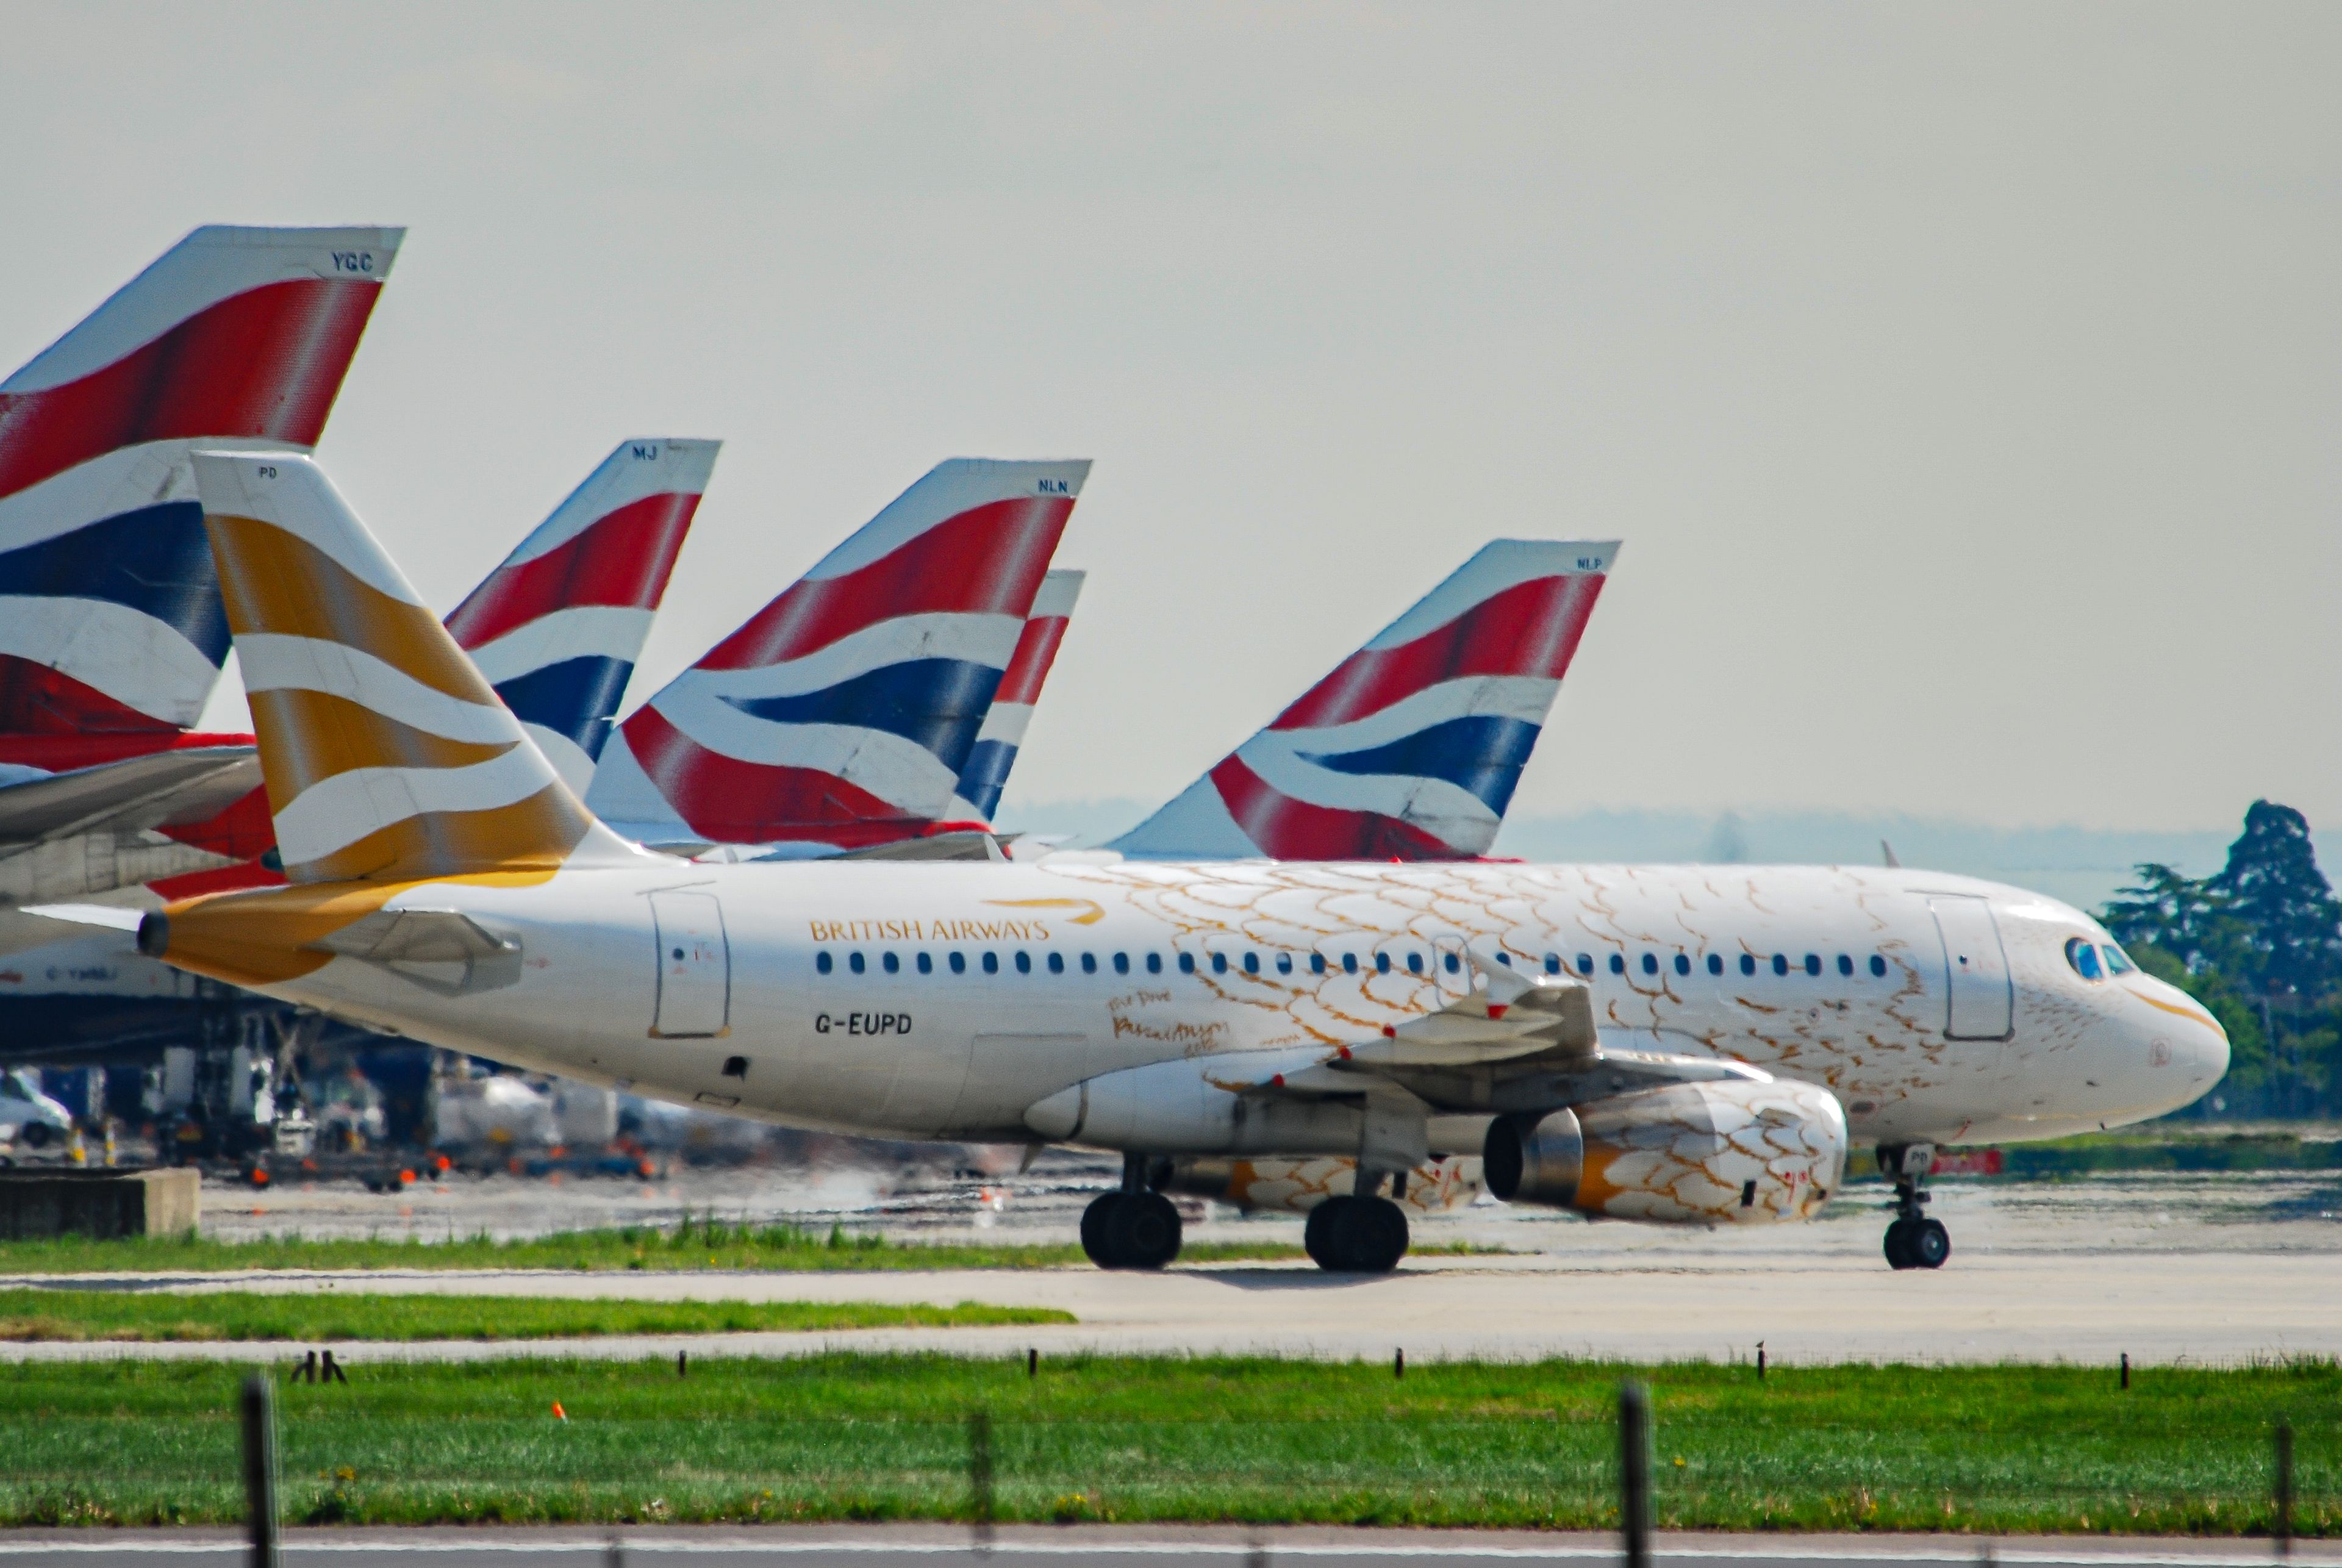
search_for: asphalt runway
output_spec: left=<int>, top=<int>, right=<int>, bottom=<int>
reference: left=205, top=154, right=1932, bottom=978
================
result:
left=0, top=1530, right=2332, bottom=1567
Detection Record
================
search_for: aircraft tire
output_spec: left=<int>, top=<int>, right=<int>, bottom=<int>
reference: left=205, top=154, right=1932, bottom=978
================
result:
left=1907, top=1217, right=1950, bottom=1269
left=1080, top=1192, right=1129, bottom=1269
left=1110, top=1190, right=1183, bottom=1271
left=1307, top=1194, right=1409, bottom=1273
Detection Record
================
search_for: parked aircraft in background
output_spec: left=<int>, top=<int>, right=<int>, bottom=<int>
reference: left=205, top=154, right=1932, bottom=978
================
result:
left=950, top=569, right=1083, bottom=828
left=117, top=452, right=2229, bottom=1280
left=586, top=458, right=1087, bottom=853
left=0, top=224, right=401, bottom=918
left=1109, top=540, right=1614, bottom=862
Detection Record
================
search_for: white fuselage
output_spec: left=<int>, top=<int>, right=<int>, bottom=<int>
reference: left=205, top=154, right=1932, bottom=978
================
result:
left=230, top=856, right=2229, bottom=1155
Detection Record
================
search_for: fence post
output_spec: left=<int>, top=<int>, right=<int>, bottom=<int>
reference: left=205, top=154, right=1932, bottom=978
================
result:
left=240, top=1372, right=279, bottom=1568
left=2274, top=1419, right=2293, bottom=1557
left=969, top=1409, right=995, bottom=1550
left=1619, top=1381, right=1650, bottom=1568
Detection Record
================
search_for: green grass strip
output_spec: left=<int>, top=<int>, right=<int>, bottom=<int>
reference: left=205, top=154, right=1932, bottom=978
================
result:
left=0, top=1219, right=1307, bottom=1275
left=0, top=1289, right=1070, bottom=1342
left=0, top=1354, right=2333, bottom=1533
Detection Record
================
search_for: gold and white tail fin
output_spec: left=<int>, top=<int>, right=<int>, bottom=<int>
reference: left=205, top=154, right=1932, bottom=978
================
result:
left=190, top=450, right=642, bottom=883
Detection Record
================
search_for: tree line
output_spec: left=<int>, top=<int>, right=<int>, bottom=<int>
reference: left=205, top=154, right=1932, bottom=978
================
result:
left=2101, top=800, right=2342, bottom=1118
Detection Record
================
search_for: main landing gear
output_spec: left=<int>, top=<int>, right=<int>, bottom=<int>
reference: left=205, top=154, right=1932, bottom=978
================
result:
left=1303, top=1171, right=1410, bottom=1274
left=1081, top=1155, right=1183, bottom=1270
left=1879, top=1143, right=1950, bottom=1270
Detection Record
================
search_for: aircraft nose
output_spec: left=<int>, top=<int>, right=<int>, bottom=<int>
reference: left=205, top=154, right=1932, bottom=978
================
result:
left=2132, top=973, right=2229, bottom=1103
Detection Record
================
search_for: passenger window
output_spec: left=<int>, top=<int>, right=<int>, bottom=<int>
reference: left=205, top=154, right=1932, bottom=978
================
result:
left=950, top=951, right=967, bottom=975
left=1869, top=954, right=1888, bottom=978
left=1673, top=954, right=1691, bottom=976
left=1081, top=953, right=1097, bottom=974
left=1243, top=953, right=1259, bottom=975
left=848, top=951, right=865, bottom=975
left=1804, top=954, right=1821, bottom=977
left=1541, top=953, right=1561, bottom=974
left=1014, top=951, right=1032, bottom=975
left=1443, top=951, right=1461, bottom=974
left=1640, top=953, right=1658, bottom=976
left=1706, top=954, right=1723, bottom=976
left=981, top=952, right=998, bottom=975
left=1277, top=953, right=1293, bottom=975
left=1179, top=953, right=1197, bottom=975
left=917, top=953, right=933, bottom=975
left=1114, top=953, right=1130, bottom=975
left=816, top=951, right=833, bottom=975
left=882, top=952, right=900, bottom=975
left=1211, top=953, right=1228, bottom=975
left=1311, top=954, right=1327, bottom=974
left=1047, top=952, right=1065, bottom=975
left=1495, top=953, right=1513, bottom=968
left=2064, top=936, right=2105, bottom=983
left=1771, top=954, right=1788, bottom=976
left=2102, top=943, right=2136, bottom=976
left=1740, top=954, right=1756, bottom=976
left=1608, top=954, right=1625, bottom=975
left=1147, top=953, right=1163, bottom=975
left=1836, top=954, right=1853, bottom=976
left=1577, top=954, right=1594, bottom=975
left=1344, top=953, right=1359, bottom=975
left=1406, top=953, right=1423, bottom=975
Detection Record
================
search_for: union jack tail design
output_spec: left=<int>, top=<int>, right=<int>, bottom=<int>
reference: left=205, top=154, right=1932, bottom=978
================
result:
left=443, top=439, right=718, bottom=793
left=0, top=226, right=399, bottom=739
left=586, top=459, right=1087, bottom=848
left=1109, top=539, right=1619, bottom=861
left=190, top=451, right=636, bottom=884
left=949, top=568, right=1083, bottom=823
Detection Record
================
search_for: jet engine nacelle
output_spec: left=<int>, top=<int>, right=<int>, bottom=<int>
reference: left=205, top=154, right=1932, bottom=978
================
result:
left=1483, top=1078, right=1846, bottom=1225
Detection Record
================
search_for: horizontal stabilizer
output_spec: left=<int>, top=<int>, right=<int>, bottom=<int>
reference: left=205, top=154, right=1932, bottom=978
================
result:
left=0, top=746, right=257, bottom=846
left=306, top=907, right=521, bottom=995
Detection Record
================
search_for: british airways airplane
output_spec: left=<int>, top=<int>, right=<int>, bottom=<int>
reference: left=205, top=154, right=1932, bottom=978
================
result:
left=103, top=453, right=2230, bottom=1278
left=2, top=440, right=717, bottom=1069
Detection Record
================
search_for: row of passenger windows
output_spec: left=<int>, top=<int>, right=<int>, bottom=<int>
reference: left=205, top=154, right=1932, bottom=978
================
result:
left=813, top=947, right=1896, bottom=980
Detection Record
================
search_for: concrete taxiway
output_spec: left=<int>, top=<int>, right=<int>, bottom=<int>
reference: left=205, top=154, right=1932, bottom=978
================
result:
left=4, top=1173, right=2339, bottom=1365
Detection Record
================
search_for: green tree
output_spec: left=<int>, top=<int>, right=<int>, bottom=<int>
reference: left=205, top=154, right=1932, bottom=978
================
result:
left=2204, top=800, right=2342, bottom=1004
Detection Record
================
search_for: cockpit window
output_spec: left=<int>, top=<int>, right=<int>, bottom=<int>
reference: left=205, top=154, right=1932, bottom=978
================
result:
left=2101, top=942, right=2137, bottom=976
left=2063, top=936, right=2105, bottom=983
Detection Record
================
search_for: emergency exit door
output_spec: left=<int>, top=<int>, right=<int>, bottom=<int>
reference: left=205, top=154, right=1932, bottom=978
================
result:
left=650, top=890, right=729, bottom=1037
left=1929, top=895, right=2012, bottom=1040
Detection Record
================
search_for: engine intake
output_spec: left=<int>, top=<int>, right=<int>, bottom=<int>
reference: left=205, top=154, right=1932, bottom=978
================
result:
left=1483, top=1108, right=1583, bottom=1206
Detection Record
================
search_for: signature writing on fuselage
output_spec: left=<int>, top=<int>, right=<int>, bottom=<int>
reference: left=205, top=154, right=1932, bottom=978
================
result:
left=808, top=918, right=1051, bottom=943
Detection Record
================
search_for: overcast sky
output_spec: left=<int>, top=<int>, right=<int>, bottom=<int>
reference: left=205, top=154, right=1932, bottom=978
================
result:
left=5, top=3, right=2336, bottom=832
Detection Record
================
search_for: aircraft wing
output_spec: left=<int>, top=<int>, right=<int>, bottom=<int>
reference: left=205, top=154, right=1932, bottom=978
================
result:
left=1255, top=950, right=1769, bottom=1112
left=0, top=748, right=259, bottom=848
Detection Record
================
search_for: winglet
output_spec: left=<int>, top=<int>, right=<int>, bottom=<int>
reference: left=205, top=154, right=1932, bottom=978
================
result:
left=190, top=450, right=640, bottom=883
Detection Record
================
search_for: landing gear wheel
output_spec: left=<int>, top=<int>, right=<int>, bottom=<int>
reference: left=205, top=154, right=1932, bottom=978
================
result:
left=1108, top=1191, right=1183, bottom=1270
left=1303, top=1194, right=1409, bottom=1273
left=1080, top=1192, right=1128, bottom=1269
left=1884, top=1215, right=1950, bottom=1270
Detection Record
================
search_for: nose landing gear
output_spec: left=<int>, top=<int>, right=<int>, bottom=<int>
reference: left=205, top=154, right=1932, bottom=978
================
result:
left=1080, top=1155, right=1183, bottom=1270
left=1879, top=1143, right=1949, bottom=1270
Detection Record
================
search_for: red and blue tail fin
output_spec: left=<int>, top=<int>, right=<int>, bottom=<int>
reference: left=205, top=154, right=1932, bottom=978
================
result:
left=443, top=439, right=717, bottom=793
left=0, top=226, right=399, bottom=740
left=587, top=458, right=1085, bottom=848
left=948, top=568, right=1083, bottom=823
left=1109, top=540, right=1617, bottom=861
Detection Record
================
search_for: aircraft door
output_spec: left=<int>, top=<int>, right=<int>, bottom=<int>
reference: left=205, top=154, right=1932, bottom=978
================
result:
left=650, top=890, right=730, bottom=1038
left=1929, top=895, right=2011, bottom=1040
